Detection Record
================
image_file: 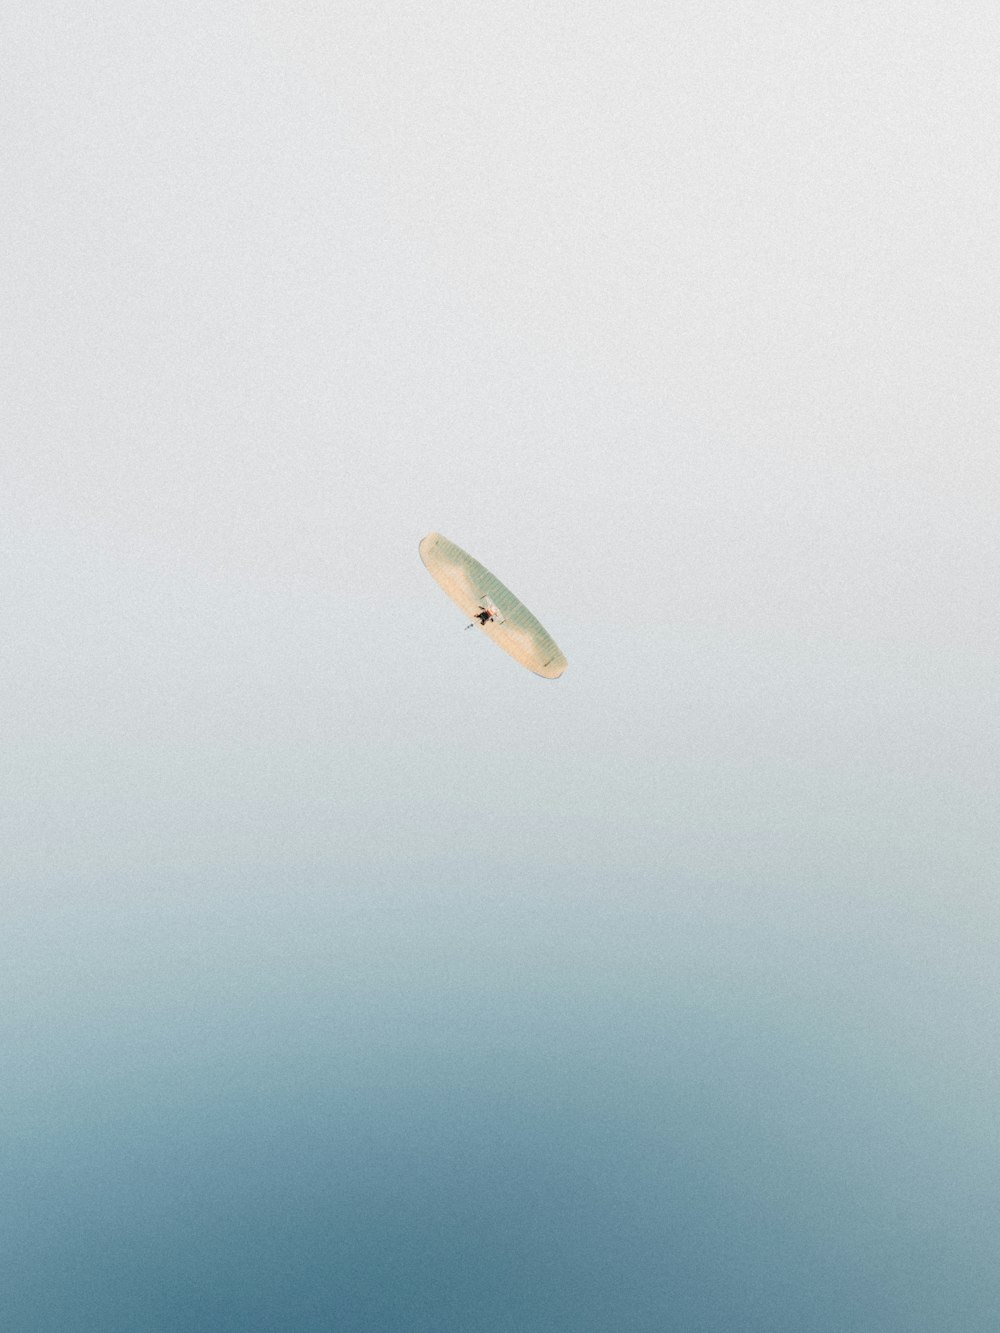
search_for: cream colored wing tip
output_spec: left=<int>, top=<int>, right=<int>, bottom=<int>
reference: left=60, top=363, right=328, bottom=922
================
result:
left=534, top=657, right=568, bottom=679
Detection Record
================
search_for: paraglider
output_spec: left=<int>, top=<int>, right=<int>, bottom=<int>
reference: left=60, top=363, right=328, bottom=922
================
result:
left=419, top=533, right=567, bottom=679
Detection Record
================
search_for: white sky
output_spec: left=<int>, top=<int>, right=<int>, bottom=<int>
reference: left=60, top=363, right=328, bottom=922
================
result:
left=4, top=3, right=998, bottom=890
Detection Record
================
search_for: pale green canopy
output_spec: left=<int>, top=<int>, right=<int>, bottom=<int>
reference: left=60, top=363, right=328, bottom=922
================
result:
left=419, top=533, right=567, bottom=679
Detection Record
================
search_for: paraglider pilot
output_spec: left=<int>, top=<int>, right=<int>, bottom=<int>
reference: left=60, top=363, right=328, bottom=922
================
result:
left=466, top=604, right=498, bottom=628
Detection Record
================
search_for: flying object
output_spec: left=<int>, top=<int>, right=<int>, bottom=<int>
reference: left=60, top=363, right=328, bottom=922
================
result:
left=419, top=532, right=567, bottom=679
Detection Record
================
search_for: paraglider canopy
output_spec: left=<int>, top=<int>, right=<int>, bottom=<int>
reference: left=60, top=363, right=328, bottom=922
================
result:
left=419, top=533, right=567, bottom=679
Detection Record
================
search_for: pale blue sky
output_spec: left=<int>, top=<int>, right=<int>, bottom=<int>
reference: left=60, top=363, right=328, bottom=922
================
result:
left=3, top=4, right=999, bottom=1329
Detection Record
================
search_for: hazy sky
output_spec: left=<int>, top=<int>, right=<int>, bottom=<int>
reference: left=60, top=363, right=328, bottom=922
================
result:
left=4, top=4, right=999, bottom=1330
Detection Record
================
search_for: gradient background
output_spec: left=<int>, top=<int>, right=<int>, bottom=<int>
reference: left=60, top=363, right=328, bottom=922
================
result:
left=4, top=4, right=999, bottom=1330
